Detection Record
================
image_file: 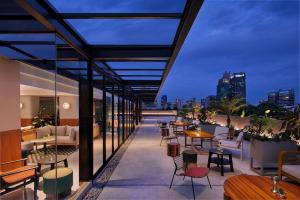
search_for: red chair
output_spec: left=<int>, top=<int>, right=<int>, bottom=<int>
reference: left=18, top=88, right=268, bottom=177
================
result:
left=185, top=167, right=212, bottom=200
left=170, top=156, right=211, bottom=200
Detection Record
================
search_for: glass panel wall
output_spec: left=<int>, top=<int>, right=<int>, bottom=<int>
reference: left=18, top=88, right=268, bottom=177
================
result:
left=93, top=71, right=103, bottom=174
left=119, top=95, right=124, bottom=144
left=113, top=86, right=119, bottom=150
left=106, top=89, right=113, bottom=159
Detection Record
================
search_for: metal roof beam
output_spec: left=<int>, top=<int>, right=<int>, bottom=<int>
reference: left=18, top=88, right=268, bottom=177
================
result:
left=60, top=13, right=182, bottom=19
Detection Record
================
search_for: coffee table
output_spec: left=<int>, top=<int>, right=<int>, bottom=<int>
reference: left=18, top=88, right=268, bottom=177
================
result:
left=224, top=174, right=300, bottom=200
left=37, top=155, right=68, bottom=173
left=30, top=137, right=55, bottom=152
left=207, top=148, right=233, bottom=176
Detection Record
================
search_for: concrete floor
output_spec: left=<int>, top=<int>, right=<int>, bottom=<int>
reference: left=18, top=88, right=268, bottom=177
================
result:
left=98, top=116, right=257, bottom=200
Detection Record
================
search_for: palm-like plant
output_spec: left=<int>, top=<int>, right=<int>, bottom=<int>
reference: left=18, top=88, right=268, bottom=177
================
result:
left=212, top=98, right=246, bottom=127
left=281, top=105, right=300, bottom=140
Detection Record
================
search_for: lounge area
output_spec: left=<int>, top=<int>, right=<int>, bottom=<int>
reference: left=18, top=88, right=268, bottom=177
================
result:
left=0, top=0, right=299, bottom=199
left=92, top=116, right=300, bottom=200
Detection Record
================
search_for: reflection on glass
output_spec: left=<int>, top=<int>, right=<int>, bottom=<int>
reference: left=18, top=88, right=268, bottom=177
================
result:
left=119, top=96, right=123, bottom=144
left=114, top=94, right=119, bottom=150
left=93, top=88, right=103, bottom=174
left=106, top=92, right=113, bottom=159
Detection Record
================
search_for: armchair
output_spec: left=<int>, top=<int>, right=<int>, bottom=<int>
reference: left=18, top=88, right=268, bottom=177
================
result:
left=278, top=150, right=300, bottom=183
left=0, top=158, right=39, bottom=200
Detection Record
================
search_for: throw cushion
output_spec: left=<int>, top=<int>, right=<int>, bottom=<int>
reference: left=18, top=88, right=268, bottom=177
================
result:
left=282, top=165, right=300, bottom=179
left=49, top=126, right=66, bottom=136
left=69, top=128, right=77, bottom=141
left=66, top=126, right=73, bottom=136
left=36, top=126, right=51, bottom=138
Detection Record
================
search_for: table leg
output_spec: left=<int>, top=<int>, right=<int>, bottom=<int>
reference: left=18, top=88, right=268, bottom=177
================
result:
left=207, top=152, right=212, bottom=168
left=221, top=155, right=224, bottom=176
left=229, top=154, right=234, bottom=172
left=64, top=159, right=68, bottom=167
left=200, top=138, right=203, bottom=148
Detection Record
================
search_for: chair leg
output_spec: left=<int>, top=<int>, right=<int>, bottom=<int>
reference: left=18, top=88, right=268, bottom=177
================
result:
left=160, top=137, right=163, bottom=146
left=169, top=169, right=176, bottom=189
left=191, top=177, right=195, bottom=200
left=207, top=176, right=212, bottom=189
left=34, top=177, right=38, bottom=200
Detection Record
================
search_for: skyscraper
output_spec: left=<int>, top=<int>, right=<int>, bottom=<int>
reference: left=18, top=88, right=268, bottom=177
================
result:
left=217, top=72, right=246, bottom=101
left=268, top=89, right=295, bottom=107
left=231, top=72, right=246, bottom=99
left=161, top=95, right=168, bottom=109
left=217, top=72, right=231, bottom=99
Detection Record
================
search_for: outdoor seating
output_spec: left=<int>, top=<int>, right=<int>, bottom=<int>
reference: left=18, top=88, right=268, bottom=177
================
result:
left=169, top=154, right=212, bottom=200
left=278, top=150, right=300, bottom=183
left=185, top=166, right=212, bottom=200
left=160, top=128, right=179, bottom=146
left=0, top=158, right=39, bottom=200
left=213, top=126, right=229, bottom=140
left=218, top=132, right=244, bottom=160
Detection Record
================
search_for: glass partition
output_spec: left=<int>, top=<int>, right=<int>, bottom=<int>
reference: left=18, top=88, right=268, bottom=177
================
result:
left=106, top=91, right=113, bottom=159
left=93, top=71, right=103, bottom=174
left=113, top=88, right=119, bottom=150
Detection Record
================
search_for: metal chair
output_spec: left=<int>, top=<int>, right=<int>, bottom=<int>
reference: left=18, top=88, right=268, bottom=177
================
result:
left=169, top=155, right=212, bottom=200
left=160, top=128, right=179, bottom=146
left=169, top=154, right=185, bottom=189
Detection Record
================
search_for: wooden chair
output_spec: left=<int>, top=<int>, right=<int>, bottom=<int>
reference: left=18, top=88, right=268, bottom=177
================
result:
left=0, top=158, right=39, bottom=200
left=160, top=128, right=179, bottom=146
left=278, top=150, right=300, bottom=183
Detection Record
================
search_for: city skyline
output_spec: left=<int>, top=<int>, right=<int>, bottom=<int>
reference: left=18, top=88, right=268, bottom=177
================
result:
left=159, top=0, right=299, bottom=104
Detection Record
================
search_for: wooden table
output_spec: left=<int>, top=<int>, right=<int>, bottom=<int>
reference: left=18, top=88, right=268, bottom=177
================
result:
left=224, top=174, right=300, bottom=200
left=184, top=130, right=214, bottom=148
left=174, top=122, right=189, bottom=134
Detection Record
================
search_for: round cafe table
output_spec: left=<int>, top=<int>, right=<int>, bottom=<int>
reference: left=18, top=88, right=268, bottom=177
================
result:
left=224, top=174, right=300, bottom=200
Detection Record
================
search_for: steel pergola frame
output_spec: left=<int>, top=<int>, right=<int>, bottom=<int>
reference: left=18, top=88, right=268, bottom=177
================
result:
left=0, top=0, right=203, bottom=102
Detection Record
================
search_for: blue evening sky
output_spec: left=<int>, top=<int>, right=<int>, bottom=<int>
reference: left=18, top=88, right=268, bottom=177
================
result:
left=49, top=0, right=299, bottom=105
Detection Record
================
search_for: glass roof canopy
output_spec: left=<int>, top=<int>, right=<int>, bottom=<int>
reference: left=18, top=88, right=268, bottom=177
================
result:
left=0, top=0, right=203, bottom=102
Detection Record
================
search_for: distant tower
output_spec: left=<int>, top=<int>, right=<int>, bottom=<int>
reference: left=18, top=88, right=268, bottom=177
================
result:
left=231, top=72, right=246, bottom=100
left=217, top=72, right=246, bottom=101
left=161, top=95, right=168, bottom=109
left=217, top=72, right=231, bottom=100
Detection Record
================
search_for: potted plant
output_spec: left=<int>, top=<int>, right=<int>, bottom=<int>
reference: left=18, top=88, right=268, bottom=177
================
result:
left=245, top=115, right=298, bottom=175
left=32, top=107, right=56, bottom=128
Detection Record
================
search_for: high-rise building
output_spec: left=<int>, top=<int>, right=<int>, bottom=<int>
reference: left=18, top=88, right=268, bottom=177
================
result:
left=202, top=95, right=217, bottom=108
left=175, top=98, right=182, bottom=109
left=231, top=72, right=246, bottom=99
left=217, top=72, right=246, bottom=100
left=268, top=89, right=295, bottom=107
left=161, top=95, right=168, bottom=109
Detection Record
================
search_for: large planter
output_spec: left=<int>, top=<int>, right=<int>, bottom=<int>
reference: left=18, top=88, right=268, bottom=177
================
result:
left=250, top=139, right=298, bottom=175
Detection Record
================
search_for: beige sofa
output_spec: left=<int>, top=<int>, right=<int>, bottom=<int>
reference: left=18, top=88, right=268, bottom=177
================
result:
left=36, top=125, right=79, bottom=148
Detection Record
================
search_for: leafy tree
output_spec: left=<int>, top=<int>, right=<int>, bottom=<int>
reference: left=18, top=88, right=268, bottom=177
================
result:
left=211, top=98, right=246, bottom=127
left=246, top=101, right=288, bottom=119
left=281, top=105, right=300, bottom=140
